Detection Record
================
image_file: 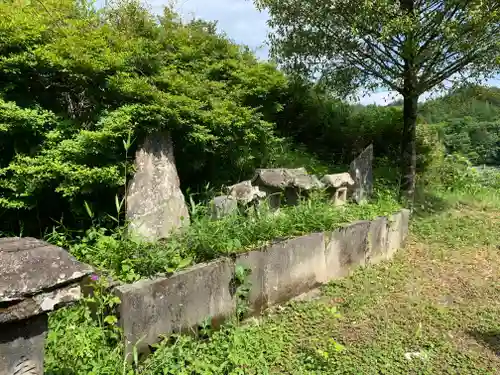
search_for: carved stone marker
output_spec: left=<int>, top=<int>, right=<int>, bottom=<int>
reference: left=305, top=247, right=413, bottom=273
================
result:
left=252, top=168, right=323, bottom=208
left=127, top=132, right=190, bottom=241
left=349, top=144, right=374, bottom=204
left=0, top=237, right=92, bottom=375
left=321, top=172, right=355, bottom=206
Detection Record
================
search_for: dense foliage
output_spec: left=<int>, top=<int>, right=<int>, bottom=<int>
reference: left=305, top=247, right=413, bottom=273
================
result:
left=420, top=85, right=500, bottom=165
left=277, top=83, right=500, bottom=170
left=256, top=0, right=500, bottom=198
left=274, top=81, right=403, bottom=164
left=0, top=0, right=287, bottom=234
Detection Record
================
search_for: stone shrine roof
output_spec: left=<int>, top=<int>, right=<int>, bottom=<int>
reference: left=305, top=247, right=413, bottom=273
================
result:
left=0, top=237, right=93, bottom=303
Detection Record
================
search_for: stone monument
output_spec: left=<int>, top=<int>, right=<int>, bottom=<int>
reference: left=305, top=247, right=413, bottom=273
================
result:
left=126, top=132, right=190, bottom=241
left=349, top=144, right=374, bottom=204
left=0, top=237, right=92, bottom=375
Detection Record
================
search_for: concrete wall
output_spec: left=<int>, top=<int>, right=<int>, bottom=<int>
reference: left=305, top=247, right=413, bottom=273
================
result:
left=114, top=209, right=410, bottom=357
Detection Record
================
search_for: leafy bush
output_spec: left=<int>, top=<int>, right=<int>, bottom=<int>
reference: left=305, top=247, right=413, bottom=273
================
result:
left=45, top=290, right=126, bottom=375
left=0, top=0, right=287, bottom=235
left=440, top=118, right=500, bottom=165
left=420, top=153, right=500, bottom=194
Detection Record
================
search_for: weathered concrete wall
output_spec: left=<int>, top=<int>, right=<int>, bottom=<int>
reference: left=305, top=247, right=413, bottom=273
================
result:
left=236, top=233, right=327, bottom=314
left=115, top=209, right=411, bottom=357
left=114, top=259, right=234, bottom=356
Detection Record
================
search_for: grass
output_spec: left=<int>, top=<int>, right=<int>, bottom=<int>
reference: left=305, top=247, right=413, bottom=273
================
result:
left=133, top=185, right=500, bottom=374
left=48, top=183, right=401, bottom=283
left=45, top=181, right=500, bottom=374
left=46, top=162, right=500, bottom=375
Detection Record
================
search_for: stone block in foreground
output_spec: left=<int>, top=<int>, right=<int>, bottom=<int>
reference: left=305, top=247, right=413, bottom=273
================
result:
left=115, top=258, right=235, bottom=357
left=324, top=220, right=371, bottom=279
left=236, top=233, right=327, bottom=314
left=367, top=216, right=389, bottom=265
left=114, top=209, right=411, bottom=359
left=0, top=237, right=92, bottom=375
left=387, top=209, right=411, bottom=259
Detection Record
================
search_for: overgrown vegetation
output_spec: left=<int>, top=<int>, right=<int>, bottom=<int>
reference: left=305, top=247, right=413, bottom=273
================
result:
left=1, top=0, right=500, bottom=373
left=1, top=0, right=499, bottom=237
left=47, top=183, right=401, bottom=282
left=44, top=164, right=500, bottom=374
left=0, top=0, right=287, bottom=234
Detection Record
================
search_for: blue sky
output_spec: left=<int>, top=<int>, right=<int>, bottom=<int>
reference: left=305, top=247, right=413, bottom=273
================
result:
left=97, top=0, right=499, bottom=105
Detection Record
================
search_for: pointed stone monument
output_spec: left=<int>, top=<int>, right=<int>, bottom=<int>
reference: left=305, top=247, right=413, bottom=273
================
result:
left=126, top=132, right=190, bottom=241
left=349, top=144, right=374, bottom=204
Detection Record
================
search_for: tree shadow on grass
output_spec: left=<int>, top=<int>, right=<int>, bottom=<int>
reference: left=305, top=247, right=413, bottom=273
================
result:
left=413, top=187, right=453, bottom=218
left=468, top=330, right=500, bottom=357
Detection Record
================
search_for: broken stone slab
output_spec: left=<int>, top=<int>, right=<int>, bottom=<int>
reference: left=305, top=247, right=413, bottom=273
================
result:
left=209, top=195, right=238, bottom=220
left=349, top=144, right=374, bottom=204
left=324, top=221, right=371, bottom=279
left=126, top=131, right=190, bottom=241
left=225, top=180, right=266, bottom=205
left=114, top=258, right=235, bottom=358
left=387, top=209, right=411, bottom=259
left=236, top=233, right=327, bottom=315
left=0, top=237, right=92, bottom=375
left=252, top=168, right=324, bottom=208
left=0, top=284, right=82, bottom=324
left=366, top=216, right=389, bottom=265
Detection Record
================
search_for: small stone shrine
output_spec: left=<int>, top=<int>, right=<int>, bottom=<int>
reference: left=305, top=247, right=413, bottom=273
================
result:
left=349, top=144, right=374, bottom=204
left=0, top=237, right=92, bottom=375
left=321, top=172, right=355, bottom=206
left=252, top=168, right=323, bottom=208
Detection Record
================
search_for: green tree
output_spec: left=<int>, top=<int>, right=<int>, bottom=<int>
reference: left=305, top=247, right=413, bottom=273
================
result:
left=0, top=0, right=287, bottom=235
left=255, top=0, right=500, bottom=200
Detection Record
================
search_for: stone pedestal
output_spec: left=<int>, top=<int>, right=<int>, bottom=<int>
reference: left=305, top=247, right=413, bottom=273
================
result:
left=0, top=237, right=92, bottom=375
left=321, top=172, right=355, bottom=206
left=334, top=187, right=348, bottom=206
left=1, top=314, right=47, bottom=375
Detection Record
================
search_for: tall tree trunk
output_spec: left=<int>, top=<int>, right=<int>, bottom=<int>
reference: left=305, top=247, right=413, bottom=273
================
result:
left=400, top=94, right=418, bottom=203
left=399, top=0, right=418, bottom=204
